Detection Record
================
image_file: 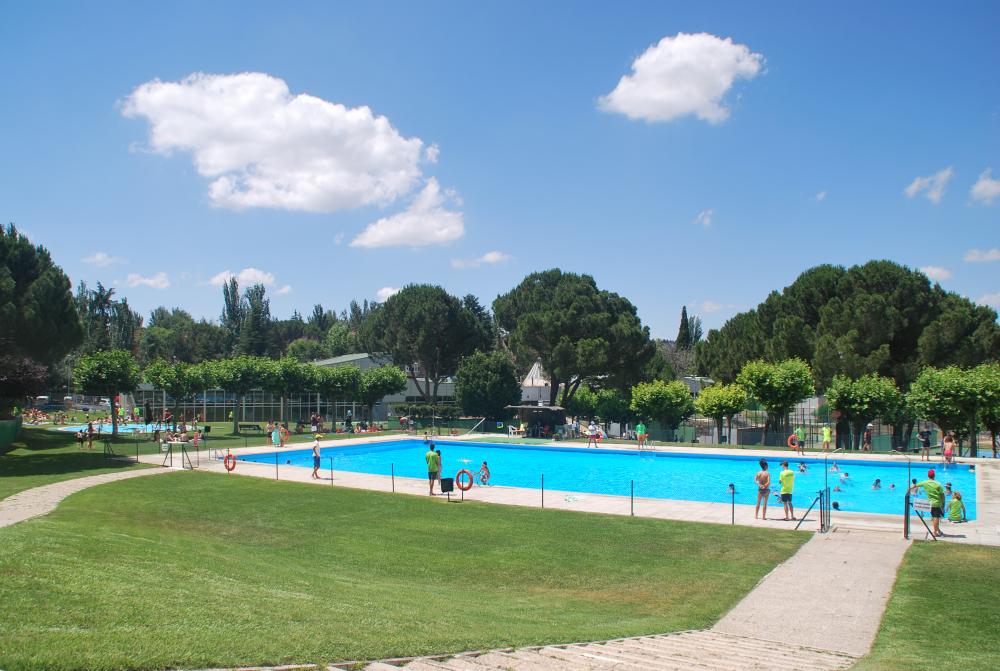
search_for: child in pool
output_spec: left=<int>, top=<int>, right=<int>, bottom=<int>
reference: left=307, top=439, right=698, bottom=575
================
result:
left=798, top=462, right=807, bottom=473
left=476, top=461, right=491, bottom=485
left=872, top=478, right=881, bottom=490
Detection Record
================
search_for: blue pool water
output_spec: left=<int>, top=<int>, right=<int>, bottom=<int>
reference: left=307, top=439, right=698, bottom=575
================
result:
left=59, top=422, right=162, bottom=434
left=239, top=439, right=977, bottom=518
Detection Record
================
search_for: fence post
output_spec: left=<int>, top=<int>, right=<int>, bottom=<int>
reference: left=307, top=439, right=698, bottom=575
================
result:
left=903, top=492, right=910, bottom=539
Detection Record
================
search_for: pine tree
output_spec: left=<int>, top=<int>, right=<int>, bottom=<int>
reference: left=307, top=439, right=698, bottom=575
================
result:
left=676, top=306, right=691, bottom=350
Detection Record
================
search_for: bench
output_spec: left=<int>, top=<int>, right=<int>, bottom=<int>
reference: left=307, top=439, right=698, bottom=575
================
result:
left=238, top=423, right=263, bottom=433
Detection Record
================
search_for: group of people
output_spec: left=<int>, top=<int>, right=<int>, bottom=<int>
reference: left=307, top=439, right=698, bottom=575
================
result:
left=910, top=469, right=967, bottom=536
left=754, top=460, right=798, bottom=521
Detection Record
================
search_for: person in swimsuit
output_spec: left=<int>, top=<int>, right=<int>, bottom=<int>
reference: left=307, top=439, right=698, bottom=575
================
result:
left=798, top=462, right=807, bottom=473
left=918, top=429, right=932, bottom=461
left=943, top=432, right=955, bottom=464
left=311, top=436, right=321, bottom=479
left=476, top=461, right=491, bottom=485
left=754, top=460, right=771, bottom=520
left=872, top=478, right=881, bottom=490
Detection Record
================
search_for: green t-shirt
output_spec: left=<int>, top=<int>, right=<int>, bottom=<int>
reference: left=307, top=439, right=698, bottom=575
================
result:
left=795, top=428, right=805, bottom=441
left=426, top=450, right=440, bottom=473
left=636, top=423, right=646, bottom=435
left=947, top=498, right=964, bottom=521
left=918, top=480, right=945, bottom=507
left=779, top=469, right=795, bottom=494
left=822, top=426, right=831, bottom=442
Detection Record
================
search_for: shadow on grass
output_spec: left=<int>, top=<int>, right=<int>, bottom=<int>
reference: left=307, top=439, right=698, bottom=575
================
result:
left=1, top=428, right=136, bottom=479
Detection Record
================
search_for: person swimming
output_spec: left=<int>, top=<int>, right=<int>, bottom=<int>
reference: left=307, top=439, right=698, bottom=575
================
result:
left=830, top=462, right=839, bottom=472
left=798, top=462, right=807, bottom=473
left=832, top=501, right=841, bottom=510
left=872, top=478, right=881, bottom=490
left=889, top=483, right=896, bottom=491
left=476, top=461, right=491, bottom=485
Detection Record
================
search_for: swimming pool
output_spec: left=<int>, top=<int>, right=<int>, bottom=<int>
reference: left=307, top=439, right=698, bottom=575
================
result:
left=239, top=439, right=977, bottom=518
left=59, top=422, right=162, bottom=434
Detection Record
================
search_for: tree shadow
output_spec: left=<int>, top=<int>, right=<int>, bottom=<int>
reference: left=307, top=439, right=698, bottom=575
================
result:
left=1, top=428, right=137, bottom=479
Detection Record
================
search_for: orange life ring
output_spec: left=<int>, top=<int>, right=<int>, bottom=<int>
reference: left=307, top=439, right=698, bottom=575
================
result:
left=224, top=453, right=237, bottom=472
left=787, top=434, right=798, bottom=449
left=456, top=469, right=474, bottom=491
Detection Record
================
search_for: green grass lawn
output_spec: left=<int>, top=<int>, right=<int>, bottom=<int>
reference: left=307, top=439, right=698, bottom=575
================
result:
left=0, top=427, right=148, bottom=501
left=856, top=542, right=1000, bottom=671
left=0, top=470, right=806, bottom=671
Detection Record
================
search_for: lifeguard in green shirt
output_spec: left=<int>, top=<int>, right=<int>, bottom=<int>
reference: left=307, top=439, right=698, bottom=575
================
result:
left=794, top=426, right=806, bottom=456
left=821, top=424, right=832, bottom=452
left=911, top=469, right=945, bottom=537
left=778, top=461, right=795, bottom=520
left=947, top=491, right=966, bottom=523
left=636, top=422, right=647, bottom=450
left=425, top=444, right=441, bottom=496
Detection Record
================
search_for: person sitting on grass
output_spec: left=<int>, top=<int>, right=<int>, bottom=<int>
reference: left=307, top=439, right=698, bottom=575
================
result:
left=476, top=461, right=491, bottom=486
left=947, top=491, right=967, bottom=523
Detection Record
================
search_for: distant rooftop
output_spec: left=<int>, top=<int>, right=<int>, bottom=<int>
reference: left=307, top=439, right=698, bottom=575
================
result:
left=313, top=352, right=372, bottom=366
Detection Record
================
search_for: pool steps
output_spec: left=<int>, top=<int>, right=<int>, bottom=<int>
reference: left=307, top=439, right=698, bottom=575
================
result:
left=358, top=630, right=856, bottom=670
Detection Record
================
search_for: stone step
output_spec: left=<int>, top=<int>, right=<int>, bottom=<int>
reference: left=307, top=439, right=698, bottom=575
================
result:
left=573, top=643, right=693, bottom=671
left=516, top=648, right=609, bottom=670
left=632, top=634, right=811, bottom=669
left=432, top=654, right=504, bottom=671
left=607, top=639, right=746, bottom=671
left=472, top=650, right=557, bottom=671
left=394, top=660, right=453, bottom=671
left=363, top=664, right=401, bottom=671
left=537, top=645, right=642, bottom=669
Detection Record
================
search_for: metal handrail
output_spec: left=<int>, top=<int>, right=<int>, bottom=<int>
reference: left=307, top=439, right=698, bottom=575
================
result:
left=795, top=491, right=821, bottom=531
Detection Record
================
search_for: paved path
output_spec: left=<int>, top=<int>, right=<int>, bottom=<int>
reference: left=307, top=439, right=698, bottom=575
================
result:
left=0, top=467, right=169, bottom=528
left=713, top=528, right=910, bottom=656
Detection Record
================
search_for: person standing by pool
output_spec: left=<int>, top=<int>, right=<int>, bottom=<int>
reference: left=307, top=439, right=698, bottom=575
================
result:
left=754, top=460, right=771, bottom=520
left=862, top=423, right=873, bottom=452
left=426, top=443, right=440, bottom=495
left=435, top=447, right=443, bottom=489
left=821, top=424, right=832, bottom=452
left=918, top=428, right=932, bottom=461
left=779, top=461, right=795, bottom=521
left=636, top=421, right=647, bottom=450
left=794, top=426, right=806, bottom=456
left=910, top=469, right=945, bottom=537
left=943, top=432, right=955, bottom=464
left=476, top=461, right=490, bottom=485
left=271, top=424, right=281, bottom=449
left=587, top=421, right=598, bottom=447
left=311, top=435, right=322, bottom=480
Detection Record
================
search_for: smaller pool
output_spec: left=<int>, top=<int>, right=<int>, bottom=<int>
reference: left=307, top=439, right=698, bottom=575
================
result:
left=58, top=422, right=162, bottom=434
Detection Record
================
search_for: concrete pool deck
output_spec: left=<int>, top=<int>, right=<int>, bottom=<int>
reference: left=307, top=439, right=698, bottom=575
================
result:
left=138, top=433, right=1000, bottom=546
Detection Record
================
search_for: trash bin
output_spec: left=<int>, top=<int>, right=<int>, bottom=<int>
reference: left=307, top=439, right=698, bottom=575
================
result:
left=440, top=477, right=454, bottom=493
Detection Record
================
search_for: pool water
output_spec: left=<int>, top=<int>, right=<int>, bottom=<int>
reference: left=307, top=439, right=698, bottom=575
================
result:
left=239, top=439, right=977, bottom=518
left=59, top=422, right=165, bottom=434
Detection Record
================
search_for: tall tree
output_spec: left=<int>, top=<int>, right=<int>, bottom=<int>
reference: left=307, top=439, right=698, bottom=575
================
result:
left=210, top=356, right=270, bottom=434
left=143, top=360, right=213, bottom=429
left=220, top=276, right=243, bottom=356
left=676, top=306, right=691, bottom=350
left=73, top=349, right=141, bottom=436
left=0, top=224, right=83, bottom=416
left=455, top=351, right=522, bottom=421
left=314, top=365, right=362, bottom=415
left=493, top=269, right=655, bottom=406
left=305, top=304, right=335, bottom=340
left=363, top=285, right=488, bottom=403
left=238, top=284, right=272, bottom=356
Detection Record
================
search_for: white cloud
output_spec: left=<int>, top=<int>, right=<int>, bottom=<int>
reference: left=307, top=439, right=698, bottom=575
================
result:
left=121, top=72, right=425, bottom=213
left=599, top=33, right=763, bottom=124
left=350, top=178, right=464, bottom=248
left=451, top=250, right=512, bottom=269
left=376, top=286, right=400, bottom=302
left=904, top=167, right=953, bottom=204
left=919, top=265, right=952, bottom=282
left=970, top=168, right=1000, bottom=205
left=815, top=190, right=827, bottom=202
left=692, top=209, right=714, bottom=228
left=701, top=300, right=736, bottom=313
left=424, top=144, right=440, bottom=164
left=126, top=272, right=170, bottom=289
left=964, top=248, right=1000, bottom=263
left=978, top=292, right=1000, bottom=309
left=208, top=267, right=277, bottom=287
left=82, top=251, right=125, bottom=267
left=275, top=284, right=292, bottom=295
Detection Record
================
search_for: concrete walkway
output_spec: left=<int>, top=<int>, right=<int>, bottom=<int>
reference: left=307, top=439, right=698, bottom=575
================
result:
left=713, top=529, right=910, bottom=656
left=0, top=467, right=169, bottom=528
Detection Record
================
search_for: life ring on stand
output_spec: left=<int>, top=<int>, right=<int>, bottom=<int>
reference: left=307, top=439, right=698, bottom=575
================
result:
left=224, top=453, right=237, bottom=472
left=787, top=434, right=798, bottom=450
left=456, top=469, right=474, bottom=491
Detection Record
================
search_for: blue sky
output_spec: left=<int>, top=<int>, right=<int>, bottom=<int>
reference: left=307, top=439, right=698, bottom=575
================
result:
left=2, top=0, right=998, bottom=338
